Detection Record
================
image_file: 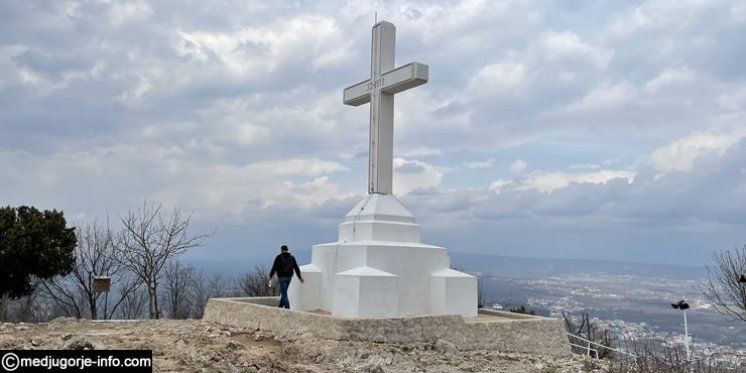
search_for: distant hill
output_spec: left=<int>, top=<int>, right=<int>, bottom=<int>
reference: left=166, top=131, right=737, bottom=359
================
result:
left=183, top=249, right=313, bottom=277
left=185, top=250, right=707, bottom=279
left=450, top=253, right=708, bottom=279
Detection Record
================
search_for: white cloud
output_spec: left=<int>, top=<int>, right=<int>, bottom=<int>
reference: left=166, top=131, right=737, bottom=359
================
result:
left=651, top=132, right=742, bottom=174
left=116, top=75, right=153, bottom=105
left=464, top=159, right=494, bottom=170
left=717, top=87, right=746, bottom=111
left=108, top=0, right=152, bottom=26
left=173, top=161, right=350, bottom=217
left=399, top=147, right=443, bottom=158
left=642, top=67, right=696, bottom=93
left=395, top=0, right=505, bottom=45
left=491, top=169, right=635, bottom=194
left=732, top=3, right=746, bottom=23
left=283, top=176, right=352, bottom=207
left=235, top=123, right=269, bottom=145
left=509, top=159, right=527, bottom=175
left=607, top=0, right=719, bottom=36
left=0, top=141, right=348, bottom=221
left=608, top=6, right=651, bottom=36
left=176, top=14, right=351, bottom=77
left=568, top=163, right=602, bottom=170
left=469, top=62, right=526, bottom=96
left=393, top=158, right=443, bottom=195
left=235, top=158, right=346, bottom=177
left=538, top=31, right=613, bottom=69
left=565, top=82, right=635, bottom=112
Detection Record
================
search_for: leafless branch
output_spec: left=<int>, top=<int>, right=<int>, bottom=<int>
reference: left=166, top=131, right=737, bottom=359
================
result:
left=701, top=245, right=746, bottom=322
left=116, top=202, right=208, bottom=319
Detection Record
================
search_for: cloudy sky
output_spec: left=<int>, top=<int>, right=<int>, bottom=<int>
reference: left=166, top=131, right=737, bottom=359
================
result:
left=2, top=0, right=745, bottom=267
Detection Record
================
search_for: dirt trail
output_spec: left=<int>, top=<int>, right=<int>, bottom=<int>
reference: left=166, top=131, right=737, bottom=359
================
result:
left=0, top=318, right=595, bottom=372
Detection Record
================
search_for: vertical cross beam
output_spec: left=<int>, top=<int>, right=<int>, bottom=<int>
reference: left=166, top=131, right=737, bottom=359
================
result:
left=343, top=21, right=427, bottom=195
left=369, top=22, right=395, bottom=194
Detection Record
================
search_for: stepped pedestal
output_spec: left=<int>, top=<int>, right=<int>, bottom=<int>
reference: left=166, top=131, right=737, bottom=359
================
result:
left=288, top=194, right=477, bottom=318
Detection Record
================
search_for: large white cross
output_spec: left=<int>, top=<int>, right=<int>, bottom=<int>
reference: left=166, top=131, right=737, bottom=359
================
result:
left=343, top=21, right=428, bottom=195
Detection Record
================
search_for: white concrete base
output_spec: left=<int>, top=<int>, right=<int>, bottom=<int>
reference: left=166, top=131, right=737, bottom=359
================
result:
left=332, top=266, right=398, bottom=318
left=289, top=194, right=477, bottom=318
left=293, top=264, right=321, bottom=311
left=431, top=268, right=478, bottom=316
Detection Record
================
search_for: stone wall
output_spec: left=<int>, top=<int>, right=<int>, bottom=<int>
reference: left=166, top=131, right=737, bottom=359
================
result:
left=203, top=297, right=571, bottom=357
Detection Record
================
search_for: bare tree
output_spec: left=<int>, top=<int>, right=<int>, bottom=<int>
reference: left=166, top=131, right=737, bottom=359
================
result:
left=190, top=271, right=227, bottom=318
left=162, top=260, right=195, bottom=319
left=236, top=265, right=277, bottom=297
left=477, top=275, right=485, bottom=308
left=207, top=273, right=230, bottom=298
left=5, top=287, right=52, bottom=323
left=40, top=277, right=84, bottom=318
left=13, top=292, right=42, bottom=322
left=0, top=294, right=7, bottom=322
left=41, top=220, right=140, bottom=319
left=190, top=270, right=208, bottom=318
left=701, top=245, right=746, bottom=322
left=118, top=284, right=148, bottom=319
left=600, top=337, right=740, bottom=373
left=117, top=202, right=208, bottom=319
left=1, top=284, right=69, bottom=323
left=563, top=312, right=615, bottom=359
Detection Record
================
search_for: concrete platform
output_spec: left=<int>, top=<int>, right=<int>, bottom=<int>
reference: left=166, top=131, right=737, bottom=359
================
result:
left=203, top=297, right=571, bottom=357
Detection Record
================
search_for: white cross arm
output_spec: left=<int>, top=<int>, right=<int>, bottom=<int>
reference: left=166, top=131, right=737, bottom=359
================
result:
left=343, top=62, right=429, bottom=106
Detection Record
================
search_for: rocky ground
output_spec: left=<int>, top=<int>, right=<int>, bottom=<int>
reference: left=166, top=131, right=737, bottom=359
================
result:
left=0, top=318, right=598, bottom=372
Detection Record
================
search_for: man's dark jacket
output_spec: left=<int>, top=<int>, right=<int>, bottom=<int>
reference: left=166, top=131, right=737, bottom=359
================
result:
left=270, top=252, right=303, bottom=279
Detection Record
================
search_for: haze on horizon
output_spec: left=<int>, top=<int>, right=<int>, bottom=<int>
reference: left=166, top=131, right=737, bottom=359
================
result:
left=2, top=1, right=745, bottom=266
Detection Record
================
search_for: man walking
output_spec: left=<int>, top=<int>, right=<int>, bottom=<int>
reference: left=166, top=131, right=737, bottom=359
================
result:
left=269, top=245, right=304, bottom=309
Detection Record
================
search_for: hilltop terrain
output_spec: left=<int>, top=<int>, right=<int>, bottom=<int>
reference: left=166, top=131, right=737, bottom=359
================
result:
left=0, top=318, right=593, bottom=372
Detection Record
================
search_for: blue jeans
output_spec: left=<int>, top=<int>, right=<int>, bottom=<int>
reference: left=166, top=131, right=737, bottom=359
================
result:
left=278, top=277, right=292, bottom=309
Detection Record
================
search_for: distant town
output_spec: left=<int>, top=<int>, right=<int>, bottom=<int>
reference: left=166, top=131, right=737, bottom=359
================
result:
left=478, top=268, right=745, bottom=362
